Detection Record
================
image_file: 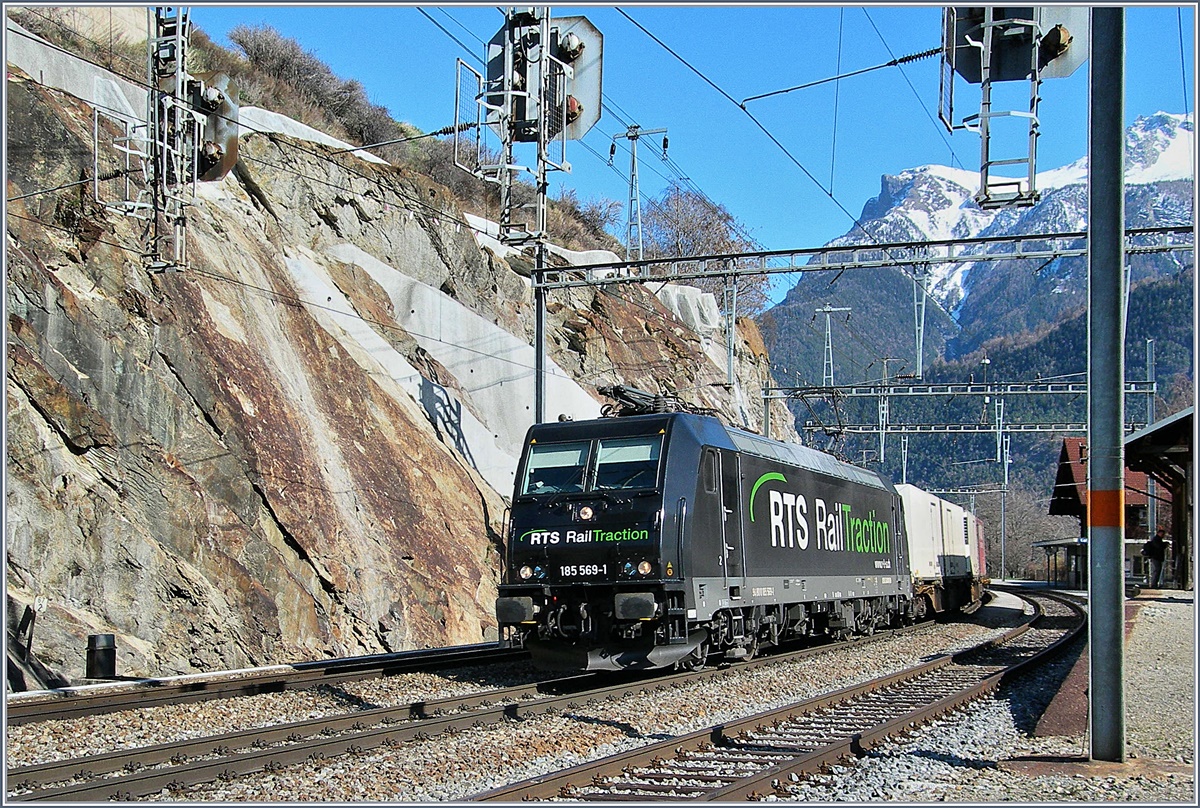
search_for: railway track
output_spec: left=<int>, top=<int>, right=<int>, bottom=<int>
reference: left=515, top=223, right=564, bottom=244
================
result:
left=472, top=590, right=1084, bottom=802
left=5, top=613, right=953, bottom=801
left=6, top=642, right=522, bottom=725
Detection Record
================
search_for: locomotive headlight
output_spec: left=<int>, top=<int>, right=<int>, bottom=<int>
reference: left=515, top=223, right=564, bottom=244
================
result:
left=533, top=565, right=546, bottom=579
left=578, top=505, right=594, bottom=521
left=519, top=565, right=534, bottom=580
left=622, top=561, right=635, bottom=576
left=637, top=560, right=653, bottom=576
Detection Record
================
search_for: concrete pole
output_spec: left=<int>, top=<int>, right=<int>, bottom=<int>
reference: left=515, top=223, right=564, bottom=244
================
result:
left=1001, top=434, right=1009, bottom=581
left=1087, top=6, right=1127, bottom=764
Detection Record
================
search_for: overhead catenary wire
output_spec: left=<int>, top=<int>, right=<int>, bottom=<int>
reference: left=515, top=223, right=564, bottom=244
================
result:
left=435, top=11, right=777, bottom=323
left=576, top=138, right=766, bottom=298
left=428, top=5, right=750, bottom=254
left=583, top=121, right=766, bottom=255
left=17, top=7, right=145, bottom=75
left=740, top=45, right=942, bottom=105
left=614, top=7, right=883, bottom=259
left=14, top=8, right=996, bottom=402
left=423, top=3, right=769, bottom=291
left=1177, top=9, right=1196, bottom=200
left=860, top=9, right=966, bottom=171
left=10, top=12, right=949, bottom=427
left=6, top=173, right=118, bottom=203
left=10, top=200, right=689, bottom=387
left=326, top=122, right=478, bottom=155
left=613, top=2, right=935, bottom=348
left=6, top=28, right=705, bottom=386
left=12, top=8, right=726, bottom=368
left=416, top=7, right=481, bottom=66
left=7, top=211, right=147, bottom=256
left=7, top=20, right=510, bottom=247
left=830, top=7, right=845, bottom=194
left=436, top=6, right=488, bottom=47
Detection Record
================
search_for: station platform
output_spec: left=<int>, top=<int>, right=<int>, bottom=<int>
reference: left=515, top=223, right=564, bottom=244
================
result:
left=993, top=581, right=1193, bottom=738
left=987, top=582, right=1195, bottom=780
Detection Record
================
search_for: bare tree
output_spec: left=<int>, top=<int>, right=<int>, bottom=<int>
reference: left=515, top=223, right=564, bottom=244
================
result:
left=641, top=183, right=769, bottom=314
left=971, top=483, right=1078, bottom=580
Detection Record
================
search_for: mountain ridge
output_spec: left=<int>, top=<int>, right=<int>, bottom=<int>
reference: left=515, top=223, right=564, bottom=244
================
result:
left=761, top=112, right=1194, bottom=390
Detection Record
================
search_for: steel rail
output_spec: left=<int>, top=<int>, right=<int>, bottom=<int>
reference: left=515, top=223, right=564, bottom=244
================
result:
left=5, top=674, right=583, bottom=796
left=710, top=591, right=1084, bottom=802
left=471, top=591, right=1082, bottom=802
left=6, top=617, right=942, bottom=801
left=5, top=643, right=521, bottom=725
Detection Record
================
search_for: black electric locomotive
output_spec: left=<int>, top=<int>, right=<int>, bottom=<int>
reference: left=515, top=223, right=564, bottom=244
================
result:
left=495, top=388, right=951, bottom=671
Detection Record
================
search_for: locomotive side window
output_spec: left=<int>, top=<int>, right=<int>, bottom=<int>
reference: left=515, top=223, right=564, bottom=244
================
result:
left=702, top=448, right=718, bottom=494
left=521, top=442, right=589, bottom=495
left=595, top=436, right=662, bottom=491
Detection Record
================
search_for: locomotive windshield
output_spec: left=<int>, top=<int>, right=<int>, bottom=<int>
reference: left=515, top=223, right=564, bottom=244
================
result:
left=595, top=437, right=660, bottom=490
left=519, top=435, right=663, bottom=496
left=521, top=441, right=589, bottom=494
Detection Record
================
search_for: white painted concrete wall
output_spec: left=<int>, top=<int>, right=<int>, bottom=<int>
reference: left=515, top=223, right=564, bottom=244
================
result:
left=326, top=243, right=602, bottom=491
left=6, top=18, right=145, bottom=122
left=283, top=247, right=525, bottom=495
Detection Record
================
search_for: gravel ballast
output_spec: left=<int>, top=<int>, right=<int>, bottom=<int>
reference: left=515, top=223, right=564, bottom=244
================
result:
left=773, top=590, right=1195, bottom=803
left=5, top=588, right=1194, bottom=802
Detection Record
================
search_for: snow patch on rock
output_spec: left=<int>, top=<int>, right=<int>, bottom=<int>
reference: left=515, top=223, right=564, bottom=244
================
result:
left=325, top=243, right=602, bottom=491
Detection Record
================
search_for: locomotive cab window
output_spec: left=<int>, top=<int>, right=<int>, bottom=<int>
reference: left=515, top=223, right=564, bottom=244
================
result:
left=521, top=442, right=589, bottom=495
left=594, top=436, right=662, bottom=491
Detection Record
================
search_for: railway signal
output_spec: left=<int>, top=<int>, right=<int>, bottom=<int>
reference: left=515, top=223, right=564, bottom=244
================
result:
left=92, top=6, right=240, bottom=272
left=939, top=6, right=1090, bottom=208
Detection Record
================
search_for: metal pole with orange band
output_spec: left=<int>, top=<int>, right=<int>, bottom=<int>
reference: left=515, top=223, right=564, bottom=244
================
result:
left=1087, top=6, right=1126, bottom=764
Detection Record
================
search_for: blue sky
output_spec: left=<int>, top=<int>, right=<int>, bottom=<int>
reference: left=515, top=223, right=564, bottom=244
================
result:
left=191, top=3, right=1195, bottom=277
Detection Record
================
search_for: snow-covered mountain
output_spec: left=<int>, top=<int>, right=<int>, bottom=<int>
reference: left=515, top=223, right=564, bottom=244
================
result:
left=836, top=111, right=1194, bottom=319
left=760, top=113, right=1194, bottom=385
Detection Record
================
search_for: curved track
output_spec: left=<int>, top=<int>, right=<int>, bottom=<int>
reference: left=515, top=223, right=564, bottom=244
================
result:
left=471, top=590, right=1084, bottom=801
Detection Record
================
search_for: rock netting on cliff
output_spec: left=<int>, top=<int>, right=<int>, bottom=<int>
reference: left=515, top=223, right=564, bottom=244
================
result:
left=5, top=62, right=793, bottom=683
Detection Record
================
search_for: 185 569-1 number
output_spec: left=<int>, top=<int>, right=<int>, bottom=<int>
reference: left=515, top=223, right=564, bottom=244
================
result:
left=559, top=564, right=607, bottom=577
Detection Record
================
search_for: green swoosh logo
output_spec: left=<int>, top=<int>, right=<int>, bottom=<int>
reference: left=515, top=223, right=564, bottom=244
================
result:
left=748, top=472, right=787, bottom=522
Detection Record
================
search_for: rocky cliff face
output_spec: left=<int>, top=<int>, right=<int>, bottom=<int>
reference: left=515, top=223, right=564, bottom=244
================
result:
left=5, top=65, right=792, bottom=682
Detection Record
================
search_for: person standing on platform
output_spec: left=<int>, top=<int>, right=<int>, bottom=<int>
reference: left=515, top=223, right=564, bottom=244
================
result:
left=1142, top=527, right=1167, bottom=588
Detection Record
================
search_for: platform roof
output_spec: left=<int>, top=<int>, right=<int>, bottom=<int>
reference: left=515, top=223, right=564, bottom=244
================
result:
left=1125, top=406, right=1193, bottom=488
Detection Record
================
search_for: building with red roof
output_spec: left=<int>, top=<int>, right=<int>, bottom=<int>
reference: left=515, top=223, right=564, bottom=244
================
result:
left=1048, top=437, right=1159, bottom=539
left=1041, top=415, right=1190, bottom=591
